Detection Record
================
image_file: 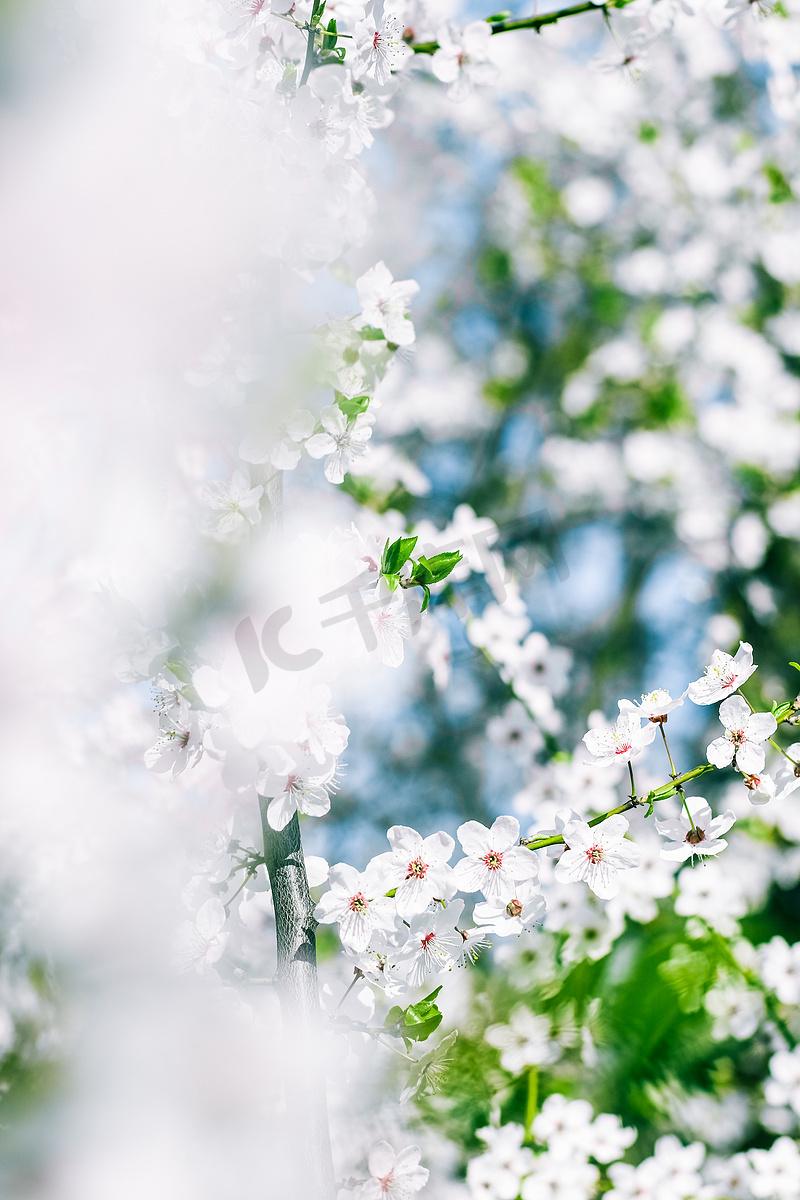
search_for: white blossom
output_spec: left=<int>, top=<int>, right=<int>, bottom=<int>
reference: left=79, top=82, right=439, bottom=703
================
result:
left=706, top=695, right=777, bottom=774
left=582, top=712, right=657, bottom=767
left=554, top=815, right=641, bottom=900
left=656, top=796, right=736, bottom=861
left=351, top=3, right=414, bottom=88
left=305, top=405, right=374, bottom=484
left=485, top=1005, right=560, bottom=1073
left=200, top=468, right=263, bottom=538
left=356, top=261, right=419, bottom=346
left=370, top=825, right=455, bottom=918
left=454, top=816, right=539, bottom=903
left=687, top=641, right=757, bottom=705
left=352, top=1140, right=429, bottom=1199
left=314, top=862, right=397, bottom=953
left=430, top=21, right=499, bottom=103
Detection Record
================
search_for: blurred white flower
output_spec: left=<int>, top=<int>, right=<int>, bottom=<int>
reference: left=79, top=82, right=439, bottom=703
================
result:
left=431, top=21, right=499, bottom=103
left=485, top=1006, right=560, bottom=1073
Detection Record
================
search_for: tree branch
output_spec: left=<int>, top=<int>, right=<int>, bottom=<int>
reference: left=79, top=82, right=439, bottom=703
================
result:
left=260, top=804, right=336, bottom=1199
left=409, top=0, right=637, bottom=55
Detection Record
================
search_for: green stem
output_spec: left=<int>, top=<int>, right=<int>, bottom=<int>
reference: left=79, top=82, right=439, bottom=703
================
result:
left=524, top=1066, right=539, bottom=1137
left=659, top=723, right=695, bottom=830
left=628, top=761, right=636, bottom=802
left=520, top=764, right=715, bottom=850
left=299, top=16, right=319, bottom=86
left=409, top=0, right=637, bottom=55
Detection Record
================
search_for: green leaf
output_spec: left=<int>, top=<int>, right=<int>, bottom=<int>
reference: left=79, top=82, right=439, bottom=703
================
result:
left=359, top=325, right=387, bottom=341
left=384, top=1005, right=404, bottom=1030
left=335, top=390, right=370, bottom=420
left=381, top=535, right=418, bottom=576
left=322, top=16, right=337, bottom=49
left=764, top=162, right=794, bottom=204
left=402, top=986, right=444, bottom=1044
left=419, top=584, right=431, bottom=613
left=790, top=662, right=800, bottom=673
left=486, top=10, right=511, bottom=20
left=165, top=658, right=192, bottom=685
left=420, top=551, right=463, bottom=583
left=657, top=943, right=712, bottom=1013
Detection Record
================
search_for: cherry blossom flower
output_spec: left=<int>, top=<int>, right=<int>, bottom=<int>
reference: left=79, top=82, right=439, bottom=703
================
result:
left=371, top=589, right=413, bottom=667
left=485, top=1005, right=560, bottom=1073
left=353, top=1140, right=429, bottom=1199
left=618, top=687, right=686, bottom=722
left=184, top=336, right=264, bottom=405
left=175, top=898, right=229, bottom=974
left=705, top=980, right=765, bottom=1040
left=356, top=261, right=420, bottom=346
left=743, top=771, right=776, bottom=805
left=582, top=711, right=657, bottom=767
left=589, top=1113, right=638, bottom=1164
left=675, top=860, right=748, bottom=934
left=295, top=684, right=351, bottom=763
left=748, top=1137, right=800, bottom=1200
left=200, top=468, right=263, bottom=538
left=473, top=877, right=546, bottom=937
left=451, top=924, right=491, bottom=967
left=239, top=409, right=315, bottom=471
left=531, top=1094, right=595, bottom=1158
left=453, top=816, right=539, bottom=903
left=430, top=21, right=499, bottom=103
left=759, top=936, right=800, bottom=1004
left=687, top=641, right=757, bottom=705
left=218, top=0, right=273, bottom=37
left=351, top=3, right=414, bottom=88
left=774, top=743, right=800, bottom=800
left=394, top=899, right=464, bottom=988
left=256, top=744, right=340, bottom=831
left=371, top=825, right=455, bottom=917
left=706, top=695, right=776, bottom=774
left=314, top=862, right=397, bottom=953
left=145, top=683, right=216, bottom=778
left=305, top=405, right=374, bottom=484
left=486, top=700, right=543, bottom=762
left=468, top=1124, right=534, bottom=1200
left=554, top=815, right=641, bottom=900
left=655, top=796, right=736, bottom=860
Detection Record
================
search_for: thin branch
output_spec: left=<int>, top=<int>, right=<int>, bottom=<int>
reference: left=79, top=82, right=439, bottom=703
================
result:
left=520, top=763, right=715, bottom=850
left=409, top=0, right=637, bottom=55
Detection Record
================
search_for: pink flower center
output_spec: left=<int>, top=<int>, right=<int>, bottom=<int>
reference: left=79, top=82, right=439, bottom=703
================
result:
left=348, top=892, right=368, bottom=914
left=615, top=742, right=632, bottom=755
left=421, top=932, right=435, bottom=950
left=586, top=845, right=604, bottom=864
left=745, top=775, right=760, bottom=790
left=406, top=857, right=428, bottom=880
left=373, top=30, right=382, bottom=49
left=729, top=729, right=746, bottom=746
left=483, top=850, right=503, bottom=871
left=506, top=898, right=523, bottom=917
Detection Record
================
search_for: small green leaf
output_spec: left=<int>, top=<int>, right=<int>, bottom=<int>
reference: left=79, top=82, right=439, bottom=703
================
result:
left=381, top=535, right=418, bottom=576
left=420, top=550, right=463, bottom=582
left=419, top=585, right=431, bottom=613
left=322, top=16, right=337, bottom=49
left=657, top=943, right=711, bottom=1013
left=336, top=393, right=370, bottom=420
left=790, top=662, right=800, bottom=673
left=384, top=1005, right=404, bottom=1030
left=360, top=325, right=386, bottom=341
left=486, top=10, right=511, bottom=20
left=764, top=162, right=794, bottom=204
